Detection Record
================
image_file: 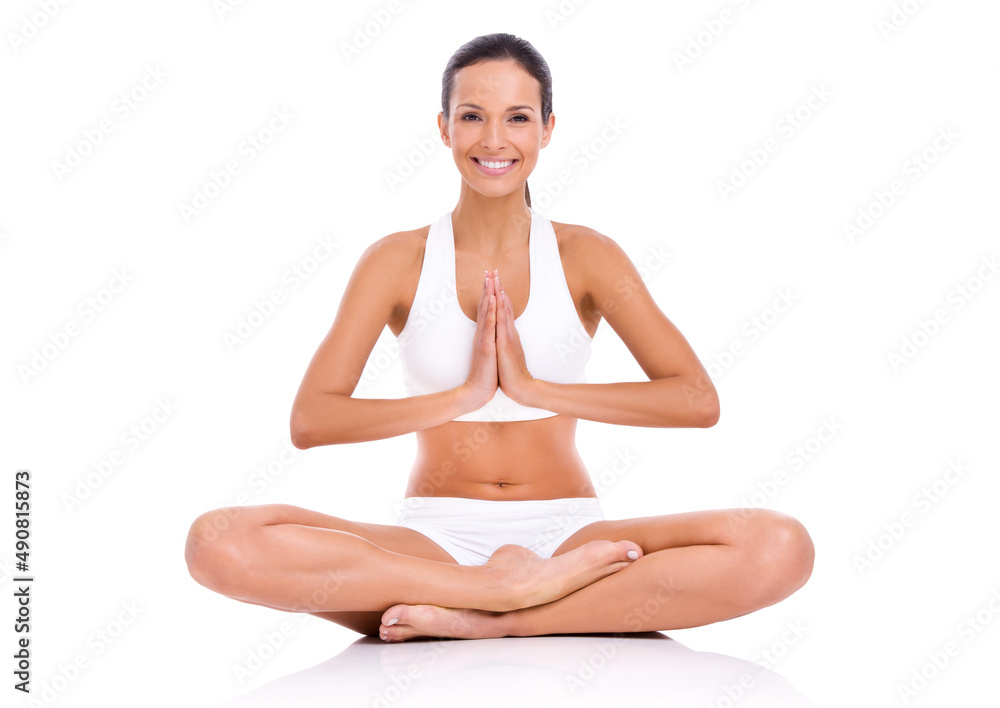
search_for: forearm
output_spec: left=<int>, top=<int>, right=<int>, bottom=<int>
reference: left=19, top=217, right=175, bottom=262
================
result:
left=521, top=374, right=720, bottom=428
left=290, top=385, right=475, bottom=448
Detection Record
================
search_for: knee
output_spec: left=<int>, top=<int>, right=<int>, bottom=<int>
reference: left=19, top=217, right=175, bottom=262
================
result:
left=184, top=505, right=260, bottom=595
left=743, top=510, right=815, bottom=606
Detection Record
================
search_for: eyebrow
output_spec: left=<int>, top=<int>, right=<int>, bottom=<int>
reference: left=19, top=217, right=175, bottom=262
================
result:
left=457, top=103, right=536, bottom=112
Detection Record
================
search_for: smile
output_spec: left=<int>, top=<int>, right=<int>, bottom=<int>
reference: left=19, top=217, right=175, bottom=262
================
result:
left=473, top=157, right=518, bottom=175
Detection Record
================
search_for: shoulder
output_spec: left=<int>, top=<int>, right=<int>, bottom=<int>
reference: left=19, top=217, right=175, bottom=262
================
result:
left=354, top=222, right=431, bottom=282
left=548, top=217, right=645, bottom=317
left=549, top=217, right=634, bottom=279
left=550, top=218, right=625, bottom=258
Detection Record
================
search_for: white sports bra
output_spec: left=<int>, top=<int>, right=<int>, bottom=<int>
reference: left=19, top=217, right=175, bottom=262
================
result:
left=398, top=208, right=593, bottom=422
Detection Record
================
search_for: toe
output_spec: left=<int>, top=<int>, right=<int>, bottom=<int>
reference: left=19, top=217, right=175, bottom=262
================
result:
left=618, top=540, right=644, bottom=561
left=584, top=539, right=644, bottom=564
left=381, top=604, right=408, bottom=628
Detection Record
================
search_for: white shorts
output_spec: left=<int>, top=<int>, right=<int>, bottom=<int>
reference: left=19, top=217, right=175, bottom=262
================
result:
left=396, top=496, right=605, bottom=566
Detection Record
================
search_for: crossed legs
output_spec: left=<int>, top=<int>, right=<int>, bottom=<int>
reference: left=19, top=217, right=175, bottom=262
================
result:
left=379, top=508, right=814, bottom=641
left=184, top=504, right=814, bottom=641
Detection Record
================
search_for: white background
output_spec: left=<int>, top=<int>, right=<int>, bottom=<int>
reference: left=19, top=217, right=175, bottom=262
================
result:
left=2, top=1, right=998, bottom=706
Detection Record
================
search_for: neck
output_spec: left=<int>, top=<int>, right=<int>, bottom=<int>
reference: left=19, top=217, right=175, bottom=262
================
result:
left=451, top=184, right=532, bottom=255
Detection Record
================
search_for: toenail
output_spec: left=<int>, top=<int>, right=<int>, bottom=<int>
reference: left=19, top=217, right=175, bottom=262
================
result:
left=627, top=550, right=638, bottom=560
left=386, top=617, right=398, bottom=626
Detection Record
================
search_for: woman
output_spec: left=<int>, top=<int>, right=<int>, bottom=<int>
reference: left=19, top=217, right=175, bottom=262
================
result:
left=184, top=33, right=814, bottom=643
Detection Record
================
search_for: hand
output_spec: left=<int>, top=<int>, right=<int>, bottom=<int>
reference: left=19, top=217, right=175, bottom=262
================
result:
left=494, top=270, right=535, bottom=404
left=462, top=270, right=500, bottom=408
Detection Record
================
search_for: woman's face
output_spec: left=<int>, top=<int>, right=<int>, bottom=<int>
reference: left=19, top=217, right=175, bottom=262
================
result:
left=440, top=59, right=554, bottom=200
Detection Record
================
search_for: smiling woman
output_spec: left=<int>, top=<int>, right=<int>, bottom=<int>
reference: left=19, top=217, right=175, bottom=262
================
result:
left=184, top=32, right=814, bottom=643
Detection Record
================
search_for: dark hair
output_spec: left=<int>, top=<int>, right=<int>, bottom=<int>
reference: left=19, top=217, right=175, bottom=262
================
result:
left=441, top=33, right=552, bottom=208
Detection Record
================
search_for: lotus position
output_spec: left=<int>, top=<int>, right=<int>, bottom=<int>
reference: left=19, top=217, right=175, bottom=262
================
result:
left=184, top=32, right=815, bottom=643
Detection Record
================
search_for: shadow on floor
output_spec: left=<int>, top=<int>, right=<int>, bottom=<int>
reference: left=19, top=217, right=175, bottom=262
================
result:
left=217, top=631, right=822, bottom=707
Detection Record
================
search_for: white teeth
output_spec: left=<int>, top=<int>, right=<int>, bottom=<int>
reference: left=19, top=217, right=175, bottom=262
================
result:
left=478, top=159, right=513, bottom=169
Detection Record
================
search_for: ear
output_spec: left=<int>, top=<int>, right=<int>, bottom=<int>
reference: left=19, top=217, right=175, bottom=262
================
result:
left=540, top=112, right=555, bottom=149
left=438, top=112, right=451, bottom=148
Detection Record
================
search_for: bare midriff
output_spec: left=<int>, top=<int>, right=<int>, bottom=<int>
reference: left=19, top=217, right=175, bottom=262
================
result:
left=404, top=414, right=598, bottom=501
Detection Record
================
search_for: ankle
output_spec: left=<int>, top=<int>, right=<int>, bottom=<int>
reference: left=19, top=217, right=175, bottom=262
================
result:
left=475, top=563, right=521, bottom=612
left=497, top=607, right=528, bottom=637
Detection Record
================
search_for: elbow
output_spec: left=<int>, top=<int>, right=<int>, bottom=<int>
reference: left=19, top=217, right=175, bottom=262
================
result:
left=289, top=409, right=316, bottom=450
left=290, top=392, right=348, bottom=448
left=689, top=383, right=720, bottom=428
left=696, top=396, right=721, bottom=428
left=673, top=372, right=720, bottom=428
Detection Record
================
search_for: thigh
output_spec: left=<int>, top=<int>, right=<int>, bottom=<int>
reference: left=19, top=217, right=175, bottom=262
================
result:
left=551, top=507, right=781, bottom=556
left=225, top=502, right=459, bottom=563
left=212, top=503, right=458, bottom=637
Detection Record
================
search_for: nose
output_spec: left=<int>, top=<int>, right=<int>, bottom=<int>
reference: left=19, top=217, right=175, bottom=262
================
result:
left=481, top=118, right=507, bottom=153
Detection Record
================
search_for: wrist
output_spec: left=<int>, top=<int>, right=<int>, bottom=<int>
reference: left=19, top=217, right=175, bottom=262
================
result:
left=511, top=375, right=542, bottom=408
left=456, top=382, right=491, bottom=414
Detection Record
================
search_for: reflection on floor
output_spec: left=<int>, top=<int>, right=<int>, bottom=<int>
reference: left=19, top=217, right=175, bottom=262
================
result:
left=218, top=632, right=822, bottom=708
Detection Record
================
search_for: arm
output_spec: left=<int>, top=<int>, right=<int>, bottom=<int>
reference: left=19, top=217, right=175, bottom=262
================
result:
left=510, top=227, right=720, bottom=428
left=289, top=233, right=481, bottom=448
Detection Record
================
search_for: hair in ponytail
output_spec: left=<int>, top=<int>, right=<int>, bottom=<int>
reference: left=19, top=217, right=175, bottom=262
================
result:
left=441, top=33, right=552, bottom=208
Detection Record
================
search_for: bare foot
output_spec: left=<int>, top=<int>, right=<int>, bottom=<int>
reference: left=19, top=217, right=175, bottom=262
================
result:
left=472, top=539, right=642, bottom=612
left=378, top=540, right=644, bottom=641
left=378, top=604, right=506, bottom=642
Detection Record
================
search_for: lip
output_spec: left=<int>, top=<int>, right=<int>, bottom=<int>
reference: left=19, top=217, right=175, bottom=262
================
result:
left=472, top=157, right=518, bottom=176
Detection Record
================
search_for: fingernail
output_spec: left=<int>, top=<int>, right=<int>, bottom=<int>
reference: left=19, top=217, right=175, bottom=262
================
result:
left=386, top=617, right=398, bottom=626
left=627, top=550, right=638, bottom=560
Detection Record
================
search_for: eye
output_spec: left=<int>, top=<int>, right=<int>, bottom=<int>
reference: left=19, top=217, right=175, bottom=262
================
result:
left=511, top=114, right=529, bottom=122
left=461, top=113, right=480, bottom=121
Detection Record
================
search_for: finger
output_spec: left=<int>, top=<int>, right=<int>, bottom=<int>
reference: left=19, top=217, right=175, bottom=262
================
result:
left=494, top=282, right=503, bottom=325
left=479, top=270, right=491, bottom=308
left=478, top=271, right=495, bottom=323
left=500, top=289, right=513, bottom=327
